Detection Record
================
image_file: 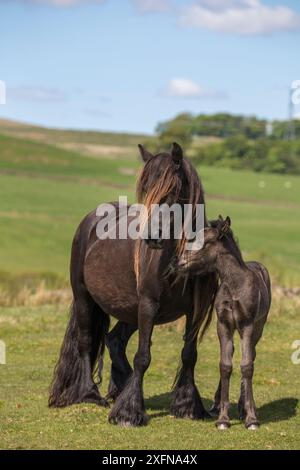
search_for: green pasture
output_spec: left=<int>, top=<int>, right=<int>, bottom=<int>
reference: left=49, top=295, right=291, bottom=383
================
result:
left=0, top=122, right=299, bottom=450
left=0, top=301, right=299, bottom=450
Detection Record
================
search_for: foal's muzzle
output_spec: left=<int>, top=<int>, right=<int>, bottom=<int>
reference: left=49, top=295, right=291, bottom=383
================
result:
left=145, top=238, right=164, bottom=249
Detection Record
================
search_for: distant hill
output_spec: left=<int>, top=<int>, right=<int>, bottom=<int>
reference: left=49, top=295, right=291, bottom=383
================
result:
left=0, top=118, right=154, bottom=161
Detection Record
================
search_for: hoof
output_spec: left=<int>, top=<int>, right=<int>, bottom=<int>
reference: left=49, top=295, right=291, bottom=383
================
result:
left=171, top=383, right=209, bottom=420
left=109, top=409, right=148, bottom=427
left=247, top=423, right=259, bottom=431
left=98, top=397, right=110, bottom=408
left=81, top=386, right=110, bottom=407
left=217, top=423, right=230, bottom=430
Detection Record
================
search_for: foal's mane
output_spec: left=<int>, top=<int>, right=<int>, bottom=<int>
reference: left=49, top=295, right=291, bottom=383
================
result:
left=210, top=219, right=246, bottom=268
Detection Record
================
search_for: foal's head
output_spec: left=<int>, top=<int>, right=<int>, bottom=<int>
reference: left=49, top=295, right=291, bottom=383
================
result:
left=178, top=215, right=243, bottom=275
left=136, top=142, right=203, bottom=249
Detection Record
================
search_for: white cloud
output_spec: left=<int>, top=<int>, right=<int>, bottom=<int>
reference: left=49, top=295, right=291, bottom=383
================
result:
left=180, top=0, right=300, bottom=35
left=166, top=78, right=226, bottom=99
left=132, top=0, right=171, bottom=13
left=167, top=78, right=202, bottom=97
left=9, top=86, right=67, bottom=102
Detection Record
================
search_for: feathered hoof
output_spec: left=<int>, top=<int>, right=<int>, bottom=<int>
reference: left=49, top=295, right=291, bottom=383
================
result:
left=80, top=384, right=110, bottom=407
left=109, top=405, right=148, bottom=427
left=171, top=383, right=210, bottom=420
left=108, top=380, right=149, bottom=427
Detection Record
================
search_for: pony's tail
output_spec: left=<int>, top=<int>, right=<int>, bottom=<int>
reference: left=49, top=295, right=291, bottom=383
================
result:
left=48, top=301, right=110, bottom=408
left=193, top=272, right=218, bottom=342
left=172, top=273, right=218, bottom=391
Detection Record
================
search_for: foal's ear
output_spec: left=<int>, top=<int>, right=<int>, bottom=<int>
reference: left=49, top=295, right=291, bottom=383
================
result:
left=217, top=217, right=231, bottom=239
left=225, top=216, right=231, bottom=226
left=138, top=144, right=153, bottom=163
left=171, top=142, right=183, bottom=165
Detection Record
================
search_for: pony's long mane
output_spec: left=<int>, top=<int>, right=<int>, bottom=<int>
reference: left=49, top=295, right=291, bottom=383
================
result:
left=136, top=154, right=205, bottom=260
left=135, top=153, right=216, bottom=345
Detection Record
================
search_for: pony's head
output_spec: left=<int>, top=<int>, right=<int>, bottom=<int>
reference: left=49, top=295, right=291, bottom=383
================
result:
left=136, top=142, right=204, bottom=250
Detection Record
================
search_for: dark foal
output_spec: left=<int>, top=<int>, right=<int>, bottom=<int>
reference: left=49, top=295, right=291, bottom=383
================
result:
left=178, top=216, right=271, bottom=430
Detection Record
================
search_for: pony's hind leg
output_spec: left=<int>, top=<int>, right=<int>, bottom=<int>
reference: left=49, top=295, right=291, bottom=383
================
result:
left=49, top=289, right=109, bottom=408
left=106, top=321, right=137, bottom=401
left=171, top=314, right=209, bottom=420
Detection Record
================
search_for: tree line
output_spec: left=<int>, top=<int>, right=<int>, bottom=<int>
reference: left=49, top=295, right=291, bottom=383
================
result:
left=149, top=113, right=300, bottom=174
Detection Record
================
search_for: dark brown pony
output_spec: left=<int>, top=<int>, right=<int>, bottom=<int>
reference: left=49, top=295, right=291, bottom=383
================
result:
left=49, top=143, right=217, bottom=426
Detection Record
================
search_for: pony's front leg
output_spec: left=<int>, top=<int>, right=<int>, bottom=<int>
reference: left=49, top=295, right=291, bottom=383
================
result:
left=171, top=315, right=209, bottom=420
left=108, top=297, right=156, bottom=426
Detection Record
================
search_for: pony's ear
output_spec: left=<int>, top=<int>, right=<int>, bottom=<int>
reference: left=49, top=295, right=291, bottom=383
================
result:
left=138, top=144, right=153, bottom=163
left=171, top=142, right=183, bottom=165
left=218, top=214, right=224, bottom=221
left=225, top=216, right=231, bottom=226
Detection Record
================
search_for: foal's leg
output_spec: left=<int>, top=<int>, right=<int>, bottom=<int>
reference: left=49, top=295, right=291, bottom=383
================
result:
left=238, top=318, right=265, bottom=421
left=210, top=344, right=235, bottom=416
left=216, top=317, right=234, bottom=429
left=106, top=321, right=137, bottom=400
left=238, top=324, right=260, bottom=429
left=210, top=381, right=221, bottom=417
left=171, top=314, right=208, bottom=419
left=108, top=297, right=156, bottom=426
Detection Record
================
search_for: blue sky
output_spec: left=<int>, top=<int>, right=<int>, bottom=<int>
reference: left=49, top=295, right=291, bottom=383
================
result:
left=1, top=0, right=300, bottom=133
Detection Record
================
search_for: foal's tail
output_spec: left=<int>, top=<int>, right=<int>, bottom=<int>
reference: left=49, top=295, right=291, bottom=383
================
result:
left=48, top=301, right=109, bottom=408
left=193, top=272, right=218, bottom=341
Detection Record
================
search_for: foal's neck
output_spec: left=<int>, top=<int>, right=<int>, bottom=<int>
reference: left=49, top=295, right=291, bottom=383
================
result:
left=216, top=252, right=247, bottom=290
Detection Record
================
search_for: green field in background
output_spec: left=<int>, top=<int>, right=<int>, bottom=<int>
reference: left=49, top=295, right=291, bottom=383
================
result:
left=0, top=126, right=299, bottom=286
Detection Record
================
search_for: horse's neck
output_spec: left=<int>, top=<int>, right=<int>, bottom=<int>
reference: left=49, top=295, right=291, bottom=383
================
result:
left=216, top=253, right=248, bottom=291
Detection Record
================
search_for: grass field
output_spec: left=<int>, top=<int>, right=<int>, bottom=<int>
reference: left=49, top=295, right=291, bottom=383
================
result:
left=1, top=299, right=299, bottom=450
left=0, top=120, right=299, bottom=449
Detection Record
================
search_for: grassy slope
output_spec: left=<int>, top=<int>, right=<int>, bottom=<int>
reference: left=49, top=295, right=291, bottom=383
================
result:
left=0, top=118, right=152, bottom=147
left=0, top=132, right=300, bottom=285
left=0, top=303, right=299, bottom=450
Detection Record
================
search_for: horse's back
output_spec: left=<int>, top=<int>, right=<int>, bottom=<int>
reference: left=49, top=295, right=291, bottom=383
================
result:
left=246, top=261, right=271, bottom=314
